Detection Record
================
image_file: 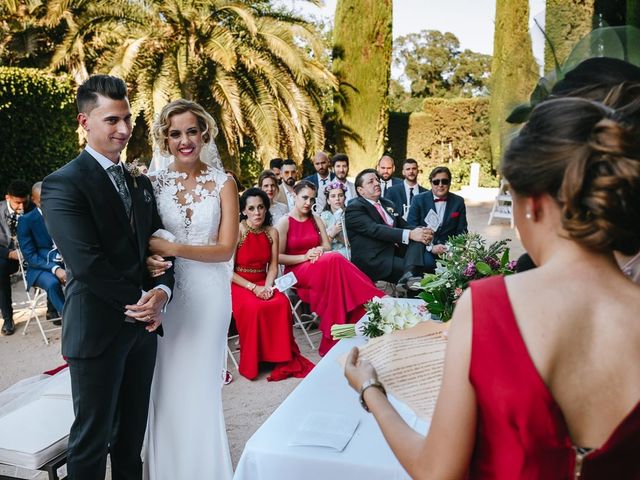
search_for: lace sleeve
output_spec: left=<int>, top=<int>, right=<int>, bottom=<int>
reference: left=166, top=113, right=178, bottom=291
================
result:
left=212, top=169, right=231, bottom=197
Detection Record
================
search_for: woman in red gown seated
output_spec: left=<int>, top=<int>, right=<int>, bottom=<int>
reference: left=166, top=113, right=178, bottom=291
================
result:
left=231, top=188, right=314, bottom=381
left=276, top=180, right=383, bottom=356
left=345, top=97, right=640, bottom=477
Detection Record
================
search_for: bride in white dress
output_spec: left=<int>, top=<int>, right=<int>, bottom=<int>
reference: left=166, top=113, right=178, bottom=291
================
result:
left=142, top=99, right=238, bottom=480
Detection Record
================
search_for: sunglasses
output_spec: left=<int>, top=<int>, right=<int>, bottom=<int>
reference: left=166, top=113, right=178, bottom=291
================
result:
left=431, top=178, right=450, bottom=186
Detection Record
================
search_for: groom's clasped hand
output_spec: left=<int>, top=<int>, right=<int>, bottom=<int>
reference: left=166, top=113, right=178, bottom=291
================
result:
left=124, top=289, right=168, bottom=332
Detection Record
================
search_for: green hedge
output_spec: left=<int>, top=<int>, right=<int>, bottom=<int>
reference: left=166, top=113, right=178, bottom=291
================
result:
left=544, top=0, right=595, bottom=71
left=387, top=97, right=496, bottom=189
left=0, top=67, right=78, bottom=194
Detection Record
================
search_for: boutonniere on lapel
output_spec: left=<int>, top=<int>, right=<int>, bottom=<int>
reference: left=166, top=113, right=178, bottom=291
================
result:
left=450, top=212, right=460, bottom=218
left=124, top=159, right=145, bottom=188
left=386, top=207, right=398, bottom=217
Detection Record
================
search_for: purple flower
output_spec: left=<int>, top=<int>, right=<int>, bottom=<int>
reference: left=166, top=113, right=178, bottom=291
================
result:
left=507, top=260, right=518, bottom=271
left=484, top=256, right=500, bottom=270
left=463, top=262, right=476, bottom=277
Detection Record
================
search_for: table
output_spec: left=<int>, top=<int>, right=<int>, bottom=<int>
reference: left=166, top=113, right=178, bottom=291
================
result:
left=233, top=335, right=429, bottom=480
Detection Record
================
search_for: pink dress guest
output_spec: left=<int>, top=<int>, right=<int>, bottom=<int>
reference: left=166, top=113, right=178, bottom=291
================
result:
left=284, top=216, right=383, bottom=355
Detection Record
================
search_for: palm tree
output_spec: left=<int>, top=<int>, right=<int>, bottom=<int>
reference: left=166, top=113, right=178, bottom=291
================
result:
left=45, top=0, right=337, bottom=164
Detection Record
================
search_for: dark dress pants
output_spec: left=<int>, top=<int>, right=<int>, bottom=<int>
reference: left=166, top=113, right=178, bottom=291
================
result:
left=423, top=250, right=438, bottom=274
left=384, top=240, right=426, bottom=283
left=33, top=272, right=65, bottom=315
left=0, top=257, right=19, bottom=321
left=66, top=323, right=157, bottom=480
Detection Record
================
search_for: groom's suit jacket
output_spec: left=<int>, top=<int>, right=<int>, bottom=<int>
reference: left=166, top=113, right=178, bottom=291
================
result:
left=42, top=150, right=174, bottom=358
left=345, top=196, right=409, bottom=281
left=406, top=190, right=468, bottom=244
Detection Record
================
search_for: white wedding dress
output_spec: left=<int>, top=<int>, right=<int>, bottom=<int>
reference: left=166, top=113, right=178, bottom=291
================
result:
left=143, top=165, right=233, bottom=480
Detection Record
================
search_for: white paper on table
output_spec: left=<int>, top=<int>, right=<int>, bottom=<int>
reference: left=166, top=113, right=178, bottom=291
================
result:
left=288, top=412, right=359, bottom=452
left=425, top=209, right=439, bottom=231
left=275, top=272, right=297, bottom=292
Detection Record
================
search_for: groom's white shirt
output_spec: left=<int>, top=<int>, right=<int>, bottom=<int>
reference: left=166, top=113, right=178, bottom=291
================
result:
left=85, top=145, right=172, bottom=303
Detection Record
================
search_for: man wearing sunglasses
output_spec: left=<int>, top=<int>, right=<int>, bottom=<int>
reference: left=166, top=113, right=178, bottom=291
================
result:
left=407, top=166, right=468, bottom=272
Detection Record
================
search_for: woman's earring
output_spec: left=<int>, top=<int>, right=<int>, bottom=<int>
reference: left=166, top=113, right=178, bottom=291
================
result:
left=525, top=211, right=532, bottom=220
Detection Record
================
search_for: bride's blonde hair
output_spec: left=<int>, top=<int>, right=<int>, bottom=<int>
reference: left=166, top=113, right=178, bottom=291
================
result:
left=153, top=99, right=219, bottom=155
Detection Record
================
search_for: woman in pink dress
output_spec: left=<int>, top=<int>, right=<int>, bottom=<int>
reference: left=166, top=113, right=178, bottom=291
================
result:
left=345, top=98, right=640, bottom=478
left=276, top=180, right=383, bottom=356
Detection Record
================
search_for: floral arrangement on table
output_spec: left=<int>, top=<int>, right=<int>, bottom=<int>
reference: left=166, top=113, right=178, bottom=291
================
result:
left=331, top=297, right=427, bottom=340
left=418, top=233, right=517, bottom=322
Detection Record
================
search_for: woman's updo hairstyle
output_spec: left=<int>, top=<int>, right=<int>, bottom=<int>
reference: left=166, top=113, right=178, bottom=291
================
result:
left=502, top=96, right=640, bottom=255
left=153, top=99, right=218, bottom=155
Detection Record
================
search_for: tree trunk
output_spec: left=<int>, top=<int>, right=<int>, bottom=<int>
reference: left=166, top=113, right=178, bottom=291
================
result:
left=332, top=0, right=392, bottom=173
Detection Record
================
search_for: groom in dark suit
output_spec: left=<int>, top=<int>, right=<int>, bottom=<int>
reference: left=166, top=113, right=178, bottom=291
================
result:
left=42, top=75, right=174, bottom=480
left=407, top=166, right=468, bottom=272
left=345, top=169, right=432, bottom=286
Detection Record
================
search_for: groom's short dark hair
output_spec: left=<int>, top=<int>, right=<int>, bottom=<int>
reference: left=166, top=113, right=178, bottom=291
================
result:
left=77, top=75, right=128, bottom=114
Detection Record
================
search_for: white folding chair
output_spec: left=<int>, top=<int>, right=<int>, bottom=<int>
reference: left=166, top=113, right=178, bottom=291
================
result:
left=15, top=248, right=61, bottom=345
left=226, top=316, right=240, bottom=371
left=286, top=287, right=320, bottom=350
left=487, top=179, right=514, bottom=228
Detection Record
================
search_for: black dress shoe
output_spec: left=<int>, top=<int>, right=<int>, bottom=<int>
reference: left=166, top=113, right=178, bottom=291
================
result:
left=46, top=310, right=58, bottom=320
left=52, top=319, right=62, bottom=326
left=2, top=319, right=15, bottom=336
left=397, top=271, right=421, bottom=288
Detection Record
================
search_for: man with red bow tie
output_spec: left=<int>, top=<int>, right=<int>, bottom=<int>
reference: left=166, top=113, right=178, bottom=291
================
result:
left=407, top=166, right=468, bottom=272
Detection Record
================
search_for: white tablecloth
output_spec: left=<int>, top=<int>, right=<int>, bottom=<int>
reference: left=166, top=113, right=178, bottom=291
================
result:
left=234, top=334, right=429, bottom=480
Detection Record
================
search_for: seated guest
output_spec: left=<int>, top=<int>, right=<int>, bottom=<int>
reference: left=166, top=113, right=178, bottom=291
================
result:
left=331, top=153, right=357, bottom=202
left=345, top=97, right=640, bottom=478
left=269, top=157, right=284, bottom=184
left=376, top=155, right=402, bottom=197
left=345, top=169, right=432, bottom=286
left=303, top=151, right=335, bottom=212
left=258, top=170, right=288, bottom=225
left=16, top=182, right=65, bottom=322
left=277, top=159, right=298, bottom=210
left=319, top=181, right=349, bottom=258
left=0, top=179, right=34, bottom=335
left=385, top=158, right=426, bottom=219
left=231, top=188, right=313, bottom=381
left=407, top=166, right=468, bottom=272
left=276, top=180, right=383, bottom=356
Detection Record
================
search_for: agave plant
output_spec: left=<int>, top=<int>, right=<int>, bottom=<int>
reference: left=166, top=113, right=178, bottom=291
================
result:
left=45, top=0, right=337, bottom=163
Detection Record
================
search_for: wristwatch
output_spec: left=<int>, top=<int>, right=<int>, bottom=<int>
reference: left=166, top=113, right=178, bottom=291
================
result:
left=359, top=379, right=386, bottom=412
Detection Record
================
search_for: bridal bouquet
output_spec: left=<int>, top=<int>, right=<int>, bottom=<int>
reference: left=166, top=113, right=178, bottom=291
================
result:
left=418, top=233, right=517, bottom=322
left=331, top=297, right=426, bottom=340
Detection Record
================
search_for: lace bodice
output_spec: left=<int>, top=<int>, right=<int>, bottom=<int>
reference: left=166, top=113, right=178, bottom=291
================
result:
left=151, top=166, right=229, bottom=246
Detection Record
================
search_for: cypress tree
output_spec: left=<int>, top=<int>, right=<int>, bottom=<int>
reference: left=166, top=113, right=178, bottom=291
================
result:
left=489, top=0, right=538, bottom=167
left=332, top=0, right=393, bottom=172
left=544, top=0, right=596, bottom=71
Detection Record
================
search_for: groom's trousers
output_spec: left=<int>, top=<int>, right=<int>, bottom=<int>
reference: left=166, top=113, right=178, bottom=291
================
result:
left=66, top=322, right=157, bottom=480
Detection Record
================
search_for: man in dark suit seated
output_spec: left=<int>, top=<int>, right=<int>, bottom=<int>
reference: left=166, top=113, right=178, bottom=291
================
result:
left=376, top=155, right=402, bottom=197
left=0, top=179, right=34, bottom=335
left=385, top=158, right=427, bottom=219
left=407, top=166, right=468, bottom=272
left=345, top=168, right=433, bottom=287
left=17, top=181, right=65, bottom=323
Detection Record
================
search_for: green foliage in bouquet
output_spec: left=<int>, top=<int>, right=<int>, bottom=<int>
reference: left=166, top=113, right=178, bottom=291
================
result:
left=418, top=233, right=517, bottom=322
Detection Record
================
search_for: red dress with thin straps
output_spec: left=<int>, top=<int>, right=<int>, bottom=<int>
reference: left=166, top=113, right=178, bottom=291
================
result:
left=469, top=276, right=640, bottom=479
left=284, top=216, right=383, bottom=356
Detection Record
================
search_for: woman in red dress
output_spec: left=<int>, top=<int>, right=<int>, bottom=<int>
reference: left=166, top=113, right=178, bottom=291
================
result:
left=345, top=97, right=640, bottom=478
left=276, top=180, right=383, bottom=356
left=231, top=188, right=314, bottom=381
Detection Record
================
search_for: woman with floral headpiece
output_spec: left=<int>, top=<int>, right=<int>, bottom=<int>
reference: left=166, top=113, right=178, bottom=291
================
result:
left=319, top=180, right=349, bottom=258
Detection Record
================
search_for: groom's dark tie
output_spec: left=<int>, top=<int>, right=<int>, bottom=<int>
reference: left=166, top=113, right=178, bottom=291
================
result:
left=107, top=164, right=132, bottom=216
